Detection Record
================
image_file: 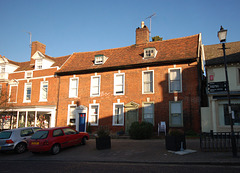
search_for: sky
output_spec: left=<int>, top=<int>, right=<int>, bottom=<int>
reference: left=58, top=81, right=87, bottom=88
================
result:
left=0, top=0, right=240, bottom=62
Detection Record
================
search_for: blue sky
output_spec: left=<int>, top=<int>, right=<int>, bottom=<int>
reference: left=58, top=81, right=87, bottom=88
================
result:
left=0, top=0, right=240, bottom=62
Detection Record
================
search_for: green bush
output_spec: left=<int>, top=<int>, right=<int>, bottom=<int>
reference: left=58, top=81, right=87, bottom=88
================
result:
left=129, top=121, right=153, bottom=139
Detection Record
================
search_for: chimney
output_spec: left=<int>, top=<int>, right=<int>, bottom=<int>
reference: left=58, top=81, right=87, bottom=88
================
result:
left=30, top=41, right=46, bottom=65
left=136, top=21, right=150, bottom=45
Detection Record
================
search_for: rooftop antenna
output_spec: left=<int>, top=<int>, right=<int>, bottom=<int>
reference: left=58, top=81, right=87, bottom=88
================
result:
left=25, top=32, right=32, bottom=48
left=146, top=13, right=156, bottom=39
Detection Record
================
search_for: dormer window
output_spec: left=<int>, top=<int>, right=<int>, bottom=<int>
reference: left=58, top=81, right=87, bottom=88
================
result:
left=35, top=59, right=42, bottom=69
left=0, top=65, right=5, bottom=73
left=144, top=48, right=157, bottom=59
left=94, top=55, right=108, bottom=65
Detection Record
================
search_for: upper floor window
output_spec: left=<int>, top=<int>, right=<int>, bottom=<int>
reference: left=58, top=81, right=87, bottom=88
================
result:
left=113, top=103, right=124, bottom=126
left=169, top=68, right=182, bottom=93
left=0, top=65, right=5, bottom=73
left=142, top=70, right=154, bottom=94
left=69, top=78, right=78, bottom=98
left=40, top=81, right=48, bottom=101
left=25, top=71, right=33, bottom=79
left=24, top=83, right=32, bottom=102
left=35, top=59, right=42, bottom=69
left=144, top=48, right=157, bottom=59
left=114, top=73, right=125, bottom=95
left=91, top=75, right=100, bottom=97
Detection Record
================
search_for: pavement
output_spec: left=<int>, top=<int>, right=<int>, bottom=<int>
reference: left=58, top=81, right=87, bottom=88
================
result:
left=1, top=138, right=240, bottom=165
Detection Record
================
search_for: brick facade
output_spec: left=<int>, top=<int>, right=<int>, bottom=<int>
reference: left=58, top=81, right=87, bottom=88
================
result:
left=0, top=23, right=203, bottom=133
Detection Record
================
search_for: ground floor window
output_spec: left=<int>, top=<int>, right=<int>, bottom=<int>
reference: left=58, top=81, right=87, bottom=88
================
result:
left=68, top=105, right=77, bottom=125
left=0, top=112, right=17, bottom=130
left=143, top=102, right=154, bottom=124
left=223, top=104, right=240, bottom=126
left=36, top=112, right=51, bottom=128
left=169, top=101, right=183, bottom=127
left=89, top=104, right=99, bottom=126
left=0, top=110, right=52, bottom=130
left=113, top=103, right=124, bottom=125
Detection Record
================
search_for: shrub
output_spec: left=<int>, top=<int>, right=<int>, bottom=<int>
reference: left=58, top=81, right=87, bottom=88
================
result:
left=168, top=128, right=184, bottom=136
left=97, top=126, right=110, bottom=138
left=129, top=121, right=153, bottom=139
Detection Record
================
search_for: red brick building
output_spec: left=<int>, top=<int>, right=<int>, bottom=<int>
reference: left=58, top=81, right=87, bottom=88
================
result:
left=0, top=42, right=70, bottom=129
left=56, top=23, right=203, bottom=133
left=0, top=23, right=203, bottom=133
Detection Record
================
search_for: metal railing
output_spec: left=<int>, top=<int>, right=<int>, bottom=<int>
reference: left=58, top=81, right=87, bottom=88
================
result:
left=200, top=131, right=240, bottom=152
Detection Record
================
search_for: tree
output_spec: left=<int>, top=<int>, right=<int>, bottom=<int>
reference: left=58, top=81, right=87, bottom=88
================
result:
left=152, top=36, right=163, bottom=42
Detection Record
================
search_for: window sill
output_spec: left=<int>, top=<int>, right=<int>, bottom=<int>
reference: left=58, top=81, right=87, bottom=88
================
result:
left=39, top=100, right=47, bottom=102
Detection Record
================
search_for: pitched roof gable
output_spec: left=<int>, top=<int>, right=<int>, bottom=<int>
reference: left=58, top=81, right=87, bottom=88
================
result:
left=204, top=41, right=240, bottom=66
left=57, top=34, right=200, bottom=75
left=14, top=54, right=71, bottom=72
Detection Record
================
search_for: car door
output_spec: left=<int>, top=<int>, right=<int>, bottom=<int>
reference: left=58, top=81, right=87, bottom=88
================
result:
left=20, top=128, right=34, bottom=142
left=62, top=128, right=80, bottom=147
left=52, top=129, right=68, bottom=148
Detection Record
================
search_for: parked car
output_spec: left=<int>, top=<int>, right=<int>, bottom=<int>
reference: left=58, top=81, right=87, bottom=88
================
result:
left=0, top=127, right=41, bottom=154
left=28, top=127, right=89, bottom=155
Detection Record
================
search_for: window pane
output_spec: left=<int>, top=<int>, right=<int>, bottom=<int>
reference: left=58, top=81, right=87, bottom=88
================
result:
left=37, top=112, right=51, bottom=128
left=18, top=112, right=26, bottom=127
left=27, top=111, right=35, bottom=127
left=170, top=102, right=182, bottom=126
left=90, top=105, right=98, bottom=125
left=143, top=71, right=153, bottom=93
left=171, top=102, right=181, bottom=114
left=143, top=103, right=154, bottom=124
left=114, top=104, right=124, bottom=125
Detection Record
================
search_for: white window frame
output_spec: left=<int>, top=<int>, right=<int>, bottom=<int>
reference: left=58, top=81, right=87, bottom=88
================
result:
left=169, top=101, right=183, bottom=127
left=144, top=48, right=157, bottom=59
left=39, top=81, right=48, bottom=102
left=89, top=104, right=99, bottom=126
left=142, top=70, right=154, bottom=94
left=113, top=103, right=124, bottom=126
left=35, top=59, right=43, bottom=70
left=90, top=75, right=101, bottom=97
left=114, top=73, right=125, bottom=95
left=67, top=104, right=77, bottom=126
left=0, top=65, right=5, bottom=73
left=69, top=77, right=79, bottom=98
left=23, top=83, right=32, bottom=103
left=168, top=68, right=182, bottom=93
left=142, top=102, right=154, bottom=124
left=25, top=71, right=33, bottom=79
left=237, top=68, right=240, bottom=85
left=94, top=55, right=104, bottom=65
left=8, top=84, right=18, bottom=103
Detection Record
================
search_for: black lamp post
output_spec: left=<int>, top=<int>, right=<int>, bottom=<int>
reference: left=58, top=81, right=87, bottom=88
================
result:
left=217, top=26, right=237, bottom=157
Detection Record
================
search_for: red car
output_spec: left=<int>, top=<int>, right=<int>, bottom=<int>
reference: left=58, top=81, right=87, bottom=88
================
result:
left=28, top=127, right=89, bottom=155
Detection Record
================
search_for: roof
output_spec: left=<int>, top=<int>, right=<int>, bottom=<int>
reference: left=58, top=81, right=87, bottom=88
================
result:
left=14, top=54, right=71, bottom=72
left=57, top=34, right=200, bottom=75
left=204, top=41, right=240, bottom=66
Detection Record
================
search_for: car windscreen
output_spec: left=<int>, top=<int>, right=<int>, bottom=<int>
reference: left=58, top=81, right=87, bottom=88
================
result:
left=0, top=131, right=12, bottom=139
left=31, top=131, right=49, bottom=139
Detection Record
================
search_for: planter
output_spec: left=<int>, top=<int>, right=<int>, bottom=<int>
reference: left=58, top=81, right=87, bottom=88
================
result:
left=96, top=136, right=111, bottom=150
left=165, top=135, right=186, bottom=151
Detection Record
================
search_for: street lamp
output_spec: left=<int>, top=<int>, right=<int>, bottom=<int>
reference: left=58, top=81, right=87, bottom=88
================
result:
left=217, top=26, right=237, bottom=157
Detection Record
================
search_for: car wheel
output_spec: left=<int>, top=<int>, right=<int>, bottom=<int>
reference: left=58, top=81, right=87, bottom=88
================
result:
left=15, top=143, right=27, bottom=154
left=81, top=137, right=87, bottom=145
left=51, top=144, right=61, bottom=155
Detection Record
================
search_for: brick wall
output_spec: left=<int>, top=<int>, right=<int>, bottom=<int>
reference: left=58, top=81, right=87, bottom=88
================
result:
left=57, top=62, right=201, bottom=133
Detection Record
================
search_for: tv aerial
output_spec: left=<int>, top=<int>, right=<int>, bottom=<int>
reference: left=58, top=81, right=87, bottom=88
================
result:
left=146, top=13, right=156, bottom=39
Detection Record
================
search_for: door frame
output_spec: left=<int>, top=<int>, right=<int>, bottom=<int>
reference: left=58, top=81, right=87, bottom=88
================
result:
left=75, top=105, right=88, bottom=132
left=124, top=101, right=139, bottom=133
